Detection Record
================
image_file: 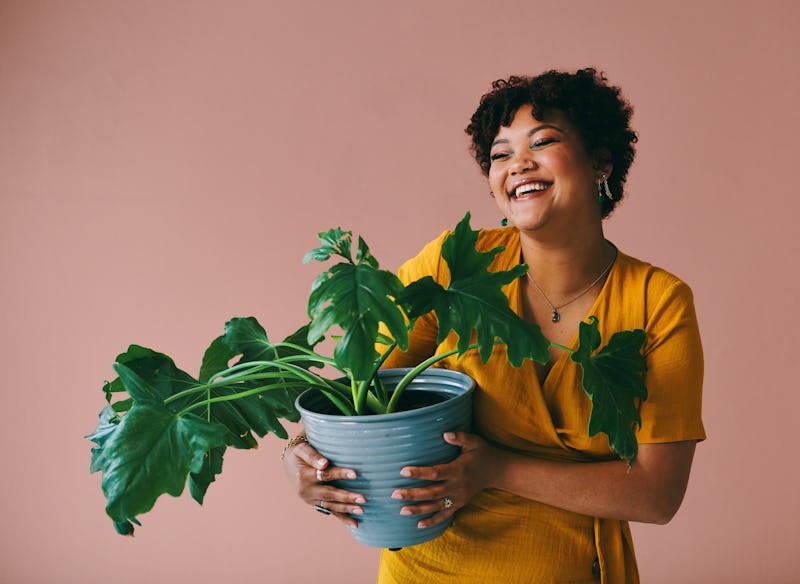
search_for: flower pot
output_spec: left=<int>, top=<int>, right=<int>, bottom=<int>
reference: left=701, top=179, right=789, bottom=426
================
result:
left=296, top=368, right=475, bottom=549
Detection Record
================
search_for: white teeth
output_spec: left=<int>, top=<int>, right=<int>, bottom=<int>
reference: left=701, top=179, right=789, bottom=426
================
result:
left=514, top=182, right=549, bottom=197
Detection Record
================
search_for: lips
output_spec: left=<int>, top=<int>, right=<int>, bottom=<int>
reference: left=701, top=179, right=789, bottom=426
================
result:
left=510, top=180, right=551, bottom=199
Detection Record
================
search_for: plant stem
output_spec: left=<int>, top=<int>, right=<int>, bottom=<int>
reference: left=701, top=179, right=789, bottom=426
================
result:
left=549, top=342, right=574, bottom=354
left=384, top=345, right=470, bottom=413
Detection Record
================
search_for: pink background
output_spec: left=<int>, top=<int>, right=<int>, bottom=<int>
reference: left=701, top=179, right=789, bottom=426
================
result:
left=2, top=1, right=798, bottom=582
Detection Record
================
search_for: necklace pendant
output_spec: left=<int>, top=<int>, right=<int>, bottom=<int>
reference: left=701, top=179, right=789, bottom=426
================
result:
left=551, top=311, right=560, bottom=323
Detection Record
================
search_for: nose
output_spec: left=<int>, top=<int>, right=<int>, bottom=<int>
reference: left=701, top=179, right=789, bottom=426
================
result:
left=508, top=150, right=535, bottom=175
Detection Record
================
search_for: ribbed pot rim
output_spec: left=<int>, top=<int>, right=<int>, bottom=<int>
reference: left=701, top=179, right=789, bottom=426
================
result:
left=296, top=367, right=475, bottom=420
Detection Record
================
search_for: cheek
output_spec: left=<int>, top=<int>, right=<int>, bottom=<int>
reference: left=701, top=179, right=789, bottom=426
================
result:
left=488, top=167, right=505, bottom=192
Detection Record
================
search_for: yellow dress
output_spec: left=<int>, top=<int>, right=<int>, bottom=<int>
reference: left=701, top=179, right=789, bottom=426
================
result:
left=376, top=227, right=706, bottom=584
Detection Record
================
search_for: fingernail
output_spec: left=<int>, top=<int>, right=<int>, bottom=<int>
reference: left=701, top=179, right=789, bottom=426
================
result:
left=355, top=496, right=366, bottom=504
left=400, top=468, right=411, bottom=477
left=352, top=507, right=364, bottom=515
left=444, top=432, right=455, bottom=440
left=345, top=471, right=357, bottom=480
left=400, top=508, right=413, bottom=516
left=417, top=521, right=427, bottom=528
left=391, top=491, right=403, bottom=499
left=315, top=459, right=328, bottom=469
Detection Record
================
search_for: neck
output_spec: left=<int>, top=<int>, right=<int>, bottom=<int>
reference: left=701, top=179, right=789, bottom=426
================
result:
left=518, top=226, right=613, bottom=297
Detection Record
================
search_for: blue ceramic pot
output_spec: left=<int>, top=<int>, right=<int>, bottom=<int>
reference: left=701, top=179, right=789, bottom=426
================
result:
left=296, top=368, right=474, bottom=549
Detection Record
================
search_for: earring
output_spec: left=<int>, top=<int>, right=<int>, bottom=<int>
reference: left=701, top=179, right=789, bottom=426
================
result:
left=489, top=190, right=495, bottom=198
left=598, top=175, right=613, bottom=201
left=500, top=217, right=508, bottom=227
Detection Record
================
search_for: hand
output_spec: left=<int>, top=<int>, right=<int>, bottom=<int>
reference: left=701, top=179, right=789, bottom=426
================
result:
left=282, top=437, right=366, bottom=529
left=390, top=431, right=496, bottom=529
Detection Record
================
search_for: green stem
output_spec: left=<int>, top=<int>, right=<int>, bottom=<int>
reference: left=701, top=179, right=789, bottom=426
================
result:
left=164, top=359, right=336, bottom=406
left=177, top=381, right=351, bottom=417
left=549, top=342, right=574, bottom=354
left=384, top=345, right=469, bottom=413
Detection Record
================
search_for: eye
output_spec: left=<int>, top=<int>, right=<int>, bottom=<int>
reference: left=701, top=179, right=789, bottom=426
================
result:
left=531, top=137, right=557, bottom=149
left=490, top=151, right=510, bottom=162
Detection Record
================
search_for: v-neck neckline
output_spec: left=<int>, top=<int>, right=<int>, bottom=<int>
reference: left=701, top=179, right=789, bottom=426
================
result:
left=503, top=234, right=619, bottom=395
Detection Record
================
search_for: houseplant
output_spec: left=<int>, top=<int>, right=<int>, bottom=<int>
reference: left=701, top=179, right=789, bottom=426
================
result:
left=87, top=211, right=647, bottom=540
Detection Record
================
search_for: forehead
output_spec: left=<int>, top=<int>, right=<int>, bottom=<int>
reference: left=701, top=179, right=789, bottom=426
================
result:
left=500, top=104, right=572, bottom=132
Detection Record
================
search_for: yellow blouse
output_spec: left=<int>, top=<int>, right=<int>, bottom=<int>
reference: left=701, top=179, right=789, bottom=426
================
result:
left=376, top=227, right=705, bottom=584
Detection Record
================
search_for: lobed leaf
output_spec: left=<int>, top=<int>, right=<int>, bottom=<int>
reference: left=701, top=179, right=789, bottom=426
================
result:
left=307, top=263, right=407, bottom=380
left=398, top=212, right=551, bottom=366
left=571, top=317, right=648, bottom=465
left=90, top=366, right=227, bottom=533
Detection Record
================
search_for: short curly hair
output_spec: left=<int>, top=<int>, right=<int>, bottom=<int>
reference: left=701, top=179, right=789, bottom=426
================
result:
left=465, top=68, right=638, bottom=218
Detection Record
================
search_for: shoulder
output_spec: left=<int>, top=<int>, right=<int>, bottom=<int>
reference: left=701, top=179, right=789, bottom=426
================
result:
left=615, top=250, right=695, bottom=304
left=398, top=226, right=519, bottom=284
left=611, top=249, right=700, bottom=348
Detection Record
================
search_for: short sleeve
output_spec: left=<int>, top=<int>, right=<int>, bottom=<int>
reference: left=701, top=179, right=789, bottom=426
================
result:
left=636, top=278, right=706, bottom=443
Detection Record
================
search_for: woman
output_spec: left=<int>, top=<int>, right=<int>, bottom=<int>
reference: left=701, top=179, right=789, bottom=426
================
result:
left=283, top=68, right=705, bottom=583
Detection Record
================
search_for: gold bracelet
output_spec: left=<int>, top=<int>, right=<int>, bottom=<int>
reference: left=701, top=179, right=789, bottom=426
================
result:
left=281, top=433, right=308, bottom=460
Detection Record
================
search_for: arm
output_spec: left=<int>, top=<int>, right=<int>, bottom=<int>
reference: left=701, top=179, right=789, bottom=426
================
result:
left=392, top=432, right=697, bottom=528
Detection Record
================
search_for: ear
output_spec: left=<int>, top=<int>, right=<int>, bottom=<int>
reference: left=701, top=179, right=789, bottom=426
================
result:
left=592, top=149, right=613, bottom=180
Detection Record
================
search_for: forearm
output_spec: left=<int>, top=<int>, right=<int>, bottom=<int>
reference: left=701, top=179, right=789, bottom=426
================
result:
left=487, top=441, right=697, bottom=524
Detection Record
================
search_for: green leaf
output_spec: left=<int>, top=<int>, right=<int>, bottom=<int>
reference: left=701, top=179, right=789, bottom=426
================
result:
left=198, top=336, right=237, bottom=383
left=571, top=317, right=648, bottom=465
left=217, top=319, right=317, bottom=431
left=86, top=405, right=120, bottom=473
left=398, top=212, right=550, bottom=366
left=189, top=446, right=226, bottom=505
left=221, top=317, right=274, bottom=362
left=355, top=235, right=379, bottom=268
left=302, top=227, right=352, bottom=264
left=90, top=368, right=227, bottom=533
left=307, top=262, right=407, bottom=380
left=110, top=345, right=200, bottom=412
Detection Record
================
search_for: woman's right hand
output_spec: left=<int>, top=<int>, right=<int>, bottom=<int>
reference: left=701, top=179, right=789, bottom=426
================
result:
left=282, top=436, right=366, bottom=529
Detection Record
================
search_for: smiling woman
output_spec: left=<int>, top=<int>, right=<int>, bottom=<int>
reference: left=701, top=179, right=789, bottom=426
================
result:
left=282, top=68, right=705, bottom=584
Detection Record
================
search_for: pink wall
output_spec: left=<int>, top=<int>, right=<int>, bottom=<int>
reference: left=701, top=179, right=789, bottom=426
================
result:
left=2, top=1, right=798, bottom=582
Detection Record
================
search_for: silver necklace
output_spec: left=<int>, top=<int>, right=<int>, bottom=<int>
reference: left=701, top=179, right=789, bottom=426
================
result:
left=525, top=249, right=617, bottom=324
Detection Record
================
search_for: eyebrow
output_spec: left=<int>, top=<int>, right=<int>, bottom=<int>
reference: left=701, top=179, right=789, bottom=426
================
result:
left=491, top=124, right=565, bottom=147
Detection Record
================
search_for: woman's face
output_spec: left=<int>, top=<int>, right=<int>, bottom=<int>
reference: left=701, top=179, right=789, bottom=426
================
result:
left=488, top=104, right=607, bottom=234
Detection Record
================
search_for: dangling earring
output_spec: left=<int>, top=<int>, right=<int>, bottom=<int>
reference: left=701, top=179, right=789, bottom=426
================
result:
left=598, top=174, right=613, bottom=201
left=500, top=217, right=508, bottom=227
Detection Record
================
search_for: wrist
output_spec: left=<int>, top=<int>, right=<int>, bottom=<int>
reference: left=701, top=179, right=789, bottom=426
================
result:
left=281, top=433, right=308, bottom=460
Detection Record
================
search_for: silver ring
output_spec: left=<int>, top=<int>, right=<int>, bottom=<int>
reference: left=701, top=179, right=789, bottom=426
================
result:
left=314, top=500, right=331, bottom=515
left=316, top=468, right=325, bottom=482
left=443, top=496, right=454, bottom=509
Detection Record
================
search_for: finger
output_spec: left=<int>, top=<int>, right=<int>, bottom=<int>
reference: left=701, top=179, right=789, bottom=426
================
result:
left=396, top=496, right=457, bottom=528
left=391, top=484, right=443, bottom=502
left=292, top=442, right=330, bottom=470
left=312, top=465, right=358, bottom=482
left=442, top=431, right=476, bottom=447
left=416, top=509, right=454, bottom=529
left=307, top=484, right=367, bottom=508
left=399, top=463, right=447, bottom=482
left=313, top=495, right=366, bottom=517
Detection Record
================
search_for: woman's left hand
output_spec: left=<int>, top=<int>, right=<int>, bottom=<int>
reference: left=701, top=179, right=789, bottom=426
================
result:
left=390, top=431, right=496, bottom=528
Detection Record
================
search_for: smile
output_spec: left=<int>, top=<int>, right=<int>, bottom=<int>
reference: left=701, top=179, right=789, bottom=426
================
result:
left=511, top=181, right=551, bottom=199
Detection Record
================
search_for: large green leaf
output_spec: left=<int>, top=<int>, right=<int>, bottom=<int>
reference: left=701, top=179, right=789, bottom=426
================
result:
left=398, top=212, right=551, bottom=366
left=89, top=365, right=227, bottom=534
left=306, top=240, right=407, bottom=380
left=571, top=316, right=648, bottom=465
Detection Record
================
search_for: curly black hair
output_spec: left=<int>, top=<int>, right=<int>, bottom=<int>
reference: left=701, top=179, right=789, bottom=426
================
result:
left=465, top=68, right=638, bottom=218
